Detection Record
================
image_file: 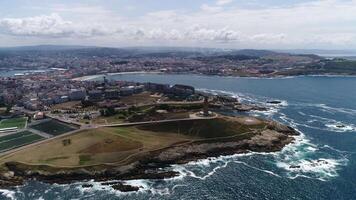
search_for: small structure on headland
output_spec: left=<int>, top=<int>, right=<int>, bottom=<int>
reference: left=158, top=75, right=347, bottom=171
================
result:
left=196, top=96, right=214, bottom=117
left=203, top=96, right=209, bottom=116
left=33, top=112, right=44, bottom=120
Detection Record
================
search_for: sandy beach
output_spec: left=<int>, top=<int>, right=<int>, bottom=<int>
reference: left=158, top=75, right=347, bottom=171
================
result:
left=72, top=71, right=162, bottom=81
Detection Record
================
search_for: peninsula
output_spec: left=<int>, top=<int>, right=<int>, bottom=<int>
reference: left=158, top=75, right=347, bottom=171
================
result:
left=0, top=115, right=298, bottom=191
left=0, top=79, right=299, bottom=192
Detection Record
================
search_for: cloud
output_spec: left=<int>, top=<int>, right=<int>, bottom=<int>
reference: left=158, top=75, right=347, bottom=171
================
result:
left=249, top=33, right=286, bottom=44
left=185, top=26, right=240, bottom=42
left=0, top=13, right=116, bottom=38
left=216, top=0, right=233, bottom=6
left=200, top=4, right=223, bottom=12
left=1, top=0, right=356, bottom=48
left=0, top=13, right=72, bottom=37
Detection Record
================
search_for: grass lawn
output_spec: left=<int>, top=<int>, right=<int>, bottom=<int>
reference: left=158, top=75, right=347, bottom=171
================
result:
left=30, top=119, right=77, bottom=136
left=0, top=117, right=27, bottom=129
left=136, top=117, right=261, bottom=139
left=0, top=131, right=44, bottom=152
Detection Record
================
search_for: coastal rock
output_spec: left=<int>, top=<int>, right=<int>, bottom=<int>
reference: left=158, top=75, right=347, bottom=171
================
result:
left=112, top=183, right=140, bottom=192
left=234, top=104, right=267, bottom=112
left=267, top=100, right=282, bottom=104
left=267, top=121, right=299, bottom=135
left=82, top=184, right=93, bottom=188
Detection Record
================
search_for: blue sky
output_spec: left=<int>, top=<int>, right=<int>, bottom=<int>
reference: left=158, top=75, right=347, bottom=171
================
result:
left=0, top=0, right=355, bottom=49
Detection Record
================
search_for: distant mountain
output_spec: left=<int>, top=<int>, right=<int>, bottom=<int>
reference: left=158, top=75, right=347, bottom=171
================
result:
left=0, top=45, right=328, bottom=60
left=1, top=45, right=355, bottom=56
left=0, top=45, right=96, bottom=51
left=230, top=49, right=279, bottom=57
left=276, top=49, right=356, bottom=57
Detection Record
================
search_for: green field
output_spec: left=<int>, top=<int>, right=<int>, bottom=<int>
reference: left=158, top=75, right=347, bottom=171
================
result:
left=0, top=131, right=44, bottom=152
left=137, top=118, right=261, bottom=139
left=30, top=119, right=77, bottom=136
left=0, top=117, right=27, bottom=129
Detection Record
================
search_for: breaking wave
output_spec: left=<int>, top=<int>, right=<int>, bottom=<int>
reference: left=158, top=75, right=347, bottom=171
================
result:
left=274, top=132, right=349, bottom=181
left=168, top=132, right=349, bottom=183
left=0, top=189, right=16, bottom=200
left=185, top=89, right=351, bottom=181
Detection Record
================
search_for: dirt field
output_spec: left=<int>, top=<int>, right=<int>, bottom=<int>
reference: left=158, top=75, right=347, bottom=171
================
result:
left=0, top=107, right=6, bottom=115
left=120, top=92, right=161, bottom=105
left=0, top=126, right=194, bottom=167
left=51, top=101, right=82, bottom=110
left=0, top=116, right=268, bottom=167
left=91, top=115, right=125, bottom=125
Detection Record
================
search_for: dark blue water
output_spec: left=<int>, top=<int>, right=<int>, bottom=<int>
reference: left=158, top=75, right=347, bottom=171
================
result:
left=1, top=74, right=356, bottom=200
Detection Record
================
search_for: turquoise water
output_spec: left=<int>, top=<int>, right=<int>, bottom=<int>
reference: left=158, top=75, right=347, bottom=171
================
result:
left=1, top=74, right=356, bottom=200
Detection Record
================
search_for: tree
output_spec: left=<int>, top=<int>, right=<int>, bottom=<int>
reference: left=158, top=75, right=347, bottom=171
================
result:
left=100, top=107, right=117, bottom=117
left=100, top=109, right=105, bottom=116
left=5, top=105, right=11, bottom=114
left=81, top=100, right=95, bottom=107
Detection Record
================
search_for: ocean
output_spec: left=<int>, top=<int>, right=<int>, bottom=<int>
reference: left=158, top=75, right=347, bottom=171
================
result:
left=1, top=74, right=356, bottom=200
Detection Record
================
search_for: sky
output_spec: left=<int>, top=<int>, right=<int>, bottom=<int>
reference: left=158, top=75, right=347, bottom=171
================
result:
left=0, top=0, right=356, bottom=49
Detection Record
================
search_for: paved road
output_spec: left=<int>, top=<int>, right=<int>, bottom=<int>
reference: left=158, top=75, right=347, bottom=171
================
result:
left=45, top=114, right=84, bottom=127
left=99, top=115, right=217, bottom=128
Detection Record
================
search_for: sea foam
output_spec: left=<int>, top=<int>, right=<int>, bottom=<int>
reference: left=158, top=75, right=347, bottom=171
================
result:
left=0, top=189, right=16, bottom=200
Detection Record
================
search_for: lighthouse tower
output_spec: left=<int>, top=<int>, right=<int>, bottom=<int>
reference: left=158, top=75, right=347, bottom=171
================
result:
left=203, top=96, right=209, bottom=116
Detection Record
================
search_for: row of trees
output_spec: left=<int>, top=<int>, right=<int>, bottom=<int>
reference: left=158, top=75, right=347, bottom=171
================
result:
left=0, top=99, right=12, bottom=115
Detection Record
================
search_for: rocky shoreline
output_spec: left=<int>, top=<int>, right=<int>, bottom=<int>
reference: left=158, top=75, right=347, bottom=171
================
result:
left=0, top=120, right=299, bottom=192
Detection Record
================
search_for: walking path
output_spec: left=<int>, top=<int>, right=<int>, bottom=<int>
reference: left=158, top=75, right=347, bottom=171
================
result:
left=27, top=128, right=52, bottom=139
left=99, top=114, right=217, bottom=128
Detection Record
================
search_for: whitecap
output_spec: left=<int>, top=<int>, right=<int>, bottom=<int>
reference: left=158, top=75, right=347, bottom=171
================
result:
left=0, top=189, right=16, bottom=200
left=277, top=158, right=348, bottom=181
left=298, top=111, right=306, bottom=116
left=325, top=124, right=355, bottom=132
left=273, top=130, right=348, bottom=181
left=281, top=113, right=356, bottom=133
left=233, top=160, right=282, bottom=178
left=322, top=145, right=356, bottom=154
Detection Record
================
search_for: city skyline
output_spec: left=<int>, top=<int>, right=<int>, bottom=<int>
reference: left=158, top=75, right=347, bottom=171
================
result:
left=1, top=0, right=356, bottom=49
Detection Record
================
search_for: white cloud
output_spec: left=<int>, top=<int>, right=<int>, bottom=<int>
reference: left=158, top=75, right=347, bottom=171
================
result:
left=118, top=26, right=241, bottom=42
left=200, top=4, right=223, bottom=12
left=1, top=0, right=356, bottom=48
left=185, top=26, right=241, bottom=42
left=0, top=13, right=73, bottom=37
left=0, top=13, right=117, bottom=38
left=249, top=33, right=286, bottom=44
left=216, top=0, right=233, bottom=6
